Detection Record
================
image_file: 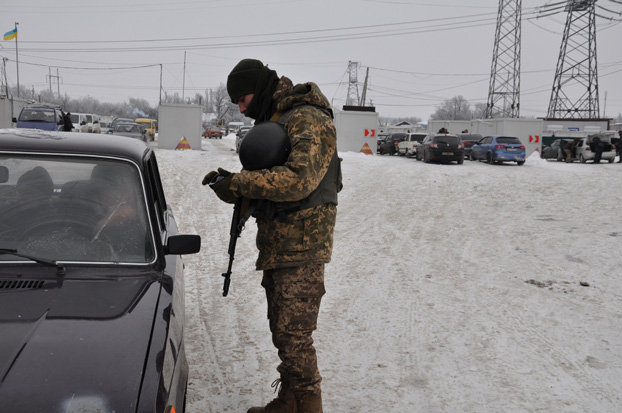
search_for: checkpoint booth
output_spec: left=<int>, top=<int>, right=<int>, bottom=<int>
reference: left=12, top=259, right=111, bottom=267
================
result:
left=158, top=103, right=203, bottom=150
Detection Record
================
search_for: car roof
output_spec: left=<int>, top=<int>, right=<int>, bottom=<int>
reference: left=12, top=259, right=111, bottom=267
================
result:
left=0, top=129, right=150, bottom=164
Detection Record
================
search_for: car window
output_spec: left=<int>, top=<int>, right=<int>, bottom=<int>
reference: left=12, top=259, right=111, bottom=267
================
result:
left=497, top=137, right=521, bottom=144
left=434, top=136, right=459, bottom=145
left=19, top=108, right=56, bottom=123
left=0, top=155, right=155, bottom=264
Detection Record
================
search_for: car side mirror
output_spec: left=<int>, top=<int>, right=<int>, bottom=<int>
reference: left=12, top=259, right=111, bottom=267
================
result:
left=12, top=117, right=17, bottom=123
left=165, top=234, right=201, bottom=255
left=81, top=121, right=86, bottom=126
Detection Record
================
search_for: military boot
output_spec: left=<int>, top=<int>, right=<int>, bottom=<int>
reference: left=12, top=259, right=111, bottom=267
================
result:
left=247, top=379, right=297, bottom=413
left=295, top=390, right=322, bottom=413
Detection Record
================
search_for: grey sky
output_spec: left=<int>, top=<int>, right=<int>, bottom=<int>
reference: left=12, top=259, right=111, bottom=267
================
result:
left=1, top=0, right=621, bottom=120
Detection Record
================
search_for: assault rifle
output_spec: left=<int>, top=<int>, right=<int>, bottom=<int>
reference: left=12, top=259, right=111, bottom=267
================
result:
left=221, top=197, right=245, bottom=297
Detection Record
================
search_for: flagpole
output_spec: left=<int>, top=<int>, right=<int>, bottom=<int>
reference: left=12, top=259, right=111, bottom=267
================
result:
left=15, top=22, right=19, bottom=98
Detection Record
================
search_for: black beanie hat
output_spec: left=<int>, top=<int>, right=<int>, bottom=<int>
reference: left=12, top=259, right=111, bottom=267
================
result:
left=227, top=59, right=265, bottom=102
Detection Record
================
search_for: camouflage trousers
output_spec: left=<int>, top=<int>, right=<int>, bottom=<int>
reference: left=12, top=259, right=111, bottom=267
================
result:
left=261, top=263, right=326, bottom=394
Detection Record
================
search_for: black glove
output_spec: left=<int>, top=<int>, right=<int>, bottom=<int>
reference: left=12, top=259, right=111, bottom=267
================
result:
left=204, top=168, right=237, bottom=204
left=202, top=170, right=219, bottom=186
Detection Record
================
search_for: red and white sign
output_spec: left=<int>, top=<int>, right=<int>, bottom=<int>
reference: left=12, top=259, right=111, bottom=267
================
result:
left=529, top=135, right=540, bottom=144
left=365, top=129, right=376, bottom=137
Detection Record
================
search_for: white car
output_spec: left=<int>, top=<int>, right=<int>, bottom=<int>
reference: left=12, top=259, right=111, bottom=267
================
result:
left=574, top=134, right=616, bottom=163
left=398, top=132, right=426, bottom=157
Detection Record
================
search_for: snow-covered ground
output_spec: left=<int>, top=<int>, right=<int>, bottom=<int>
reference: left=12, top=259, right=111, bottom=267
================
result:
left=156, top=134, right=622, bottom=412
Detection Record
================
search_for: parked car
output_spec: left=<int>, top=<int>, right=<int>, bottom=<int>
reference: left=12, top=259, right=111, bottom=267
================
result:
left=99, top=120, right=111, bottom=134
left=236, top=125, right=252, bottom=153
left=541, top=139, right=573, bottom=161
left=12, top=104, right=64, bottom=131
left=204, top=126, right=224, bottom=139
left=575, top=134, right=616, bottom=163
left=456, top=133, right=483, bottom=159
left=376, top=133, right=389, bottom=153
left=107, top=117, right=135, bottom=134
left=378, top=133, right=406, bottom=155
left=70, top=112, right=101, bottom=133
left=0, top=129, right=201, bottom=412
left=398, top=132, right=426, bottom=157
left=111, top=122, right=147, bottom=141
left=416, top=133, right=464, bottom=164
left=470, top=135, right=525, bottom=165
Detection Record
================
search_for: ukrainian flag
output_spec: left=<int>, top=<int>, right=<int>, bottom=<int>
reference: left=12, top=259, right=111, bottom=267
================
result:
left=3, top=28, right=17, bottom=41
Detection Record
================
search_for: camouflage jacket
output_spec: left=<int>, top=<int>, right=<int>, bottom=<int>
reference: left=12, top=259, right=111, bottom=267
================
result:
left=230, top=76, right=338, bottom=270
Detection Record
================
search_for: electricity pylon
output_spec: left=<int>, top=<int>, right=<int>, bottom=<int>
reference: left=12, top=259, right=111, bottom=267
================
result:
left=485, top=0, right=522, bottom=119
left=547, top=0, right=599, bottom=119
left=345, top=61, right=360, bottom=106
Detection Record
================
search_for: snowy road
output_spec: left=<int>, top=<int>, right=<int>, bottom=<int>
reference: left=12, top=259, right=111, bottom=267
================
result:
left=156, top=136, right=622, bottom=412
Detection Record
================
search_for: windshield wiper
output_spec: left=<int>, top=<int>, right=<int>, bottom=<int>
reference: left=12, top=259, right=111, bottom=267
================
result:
left=0, top=248, right=66, bottom=275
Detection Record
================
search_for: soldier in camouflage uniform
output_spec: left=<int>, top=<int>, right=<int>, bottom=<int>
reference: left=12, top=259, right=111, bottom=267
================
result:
left=202, top=59, right=341, bottom=413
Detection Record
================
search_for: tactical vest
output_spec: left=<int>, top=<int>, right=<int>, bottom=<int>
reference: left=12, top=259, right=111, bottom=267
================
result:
left=251, top=104, right=342, bottom=221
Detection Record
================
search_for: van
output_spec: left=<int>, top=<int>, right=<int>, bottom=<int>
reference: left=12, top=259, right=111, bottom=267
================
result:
left=71, top=113, right=101, bottom=133
left=13, top=104, right=65, bottom=131
left=135, top=118, right=158, bottom=141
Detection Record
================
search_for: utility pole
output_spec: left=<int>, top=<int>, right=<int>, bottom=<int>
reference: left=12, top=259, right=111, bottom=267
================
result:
left=182, top=52, right=186, bottom=102
left=2, top=57, right=9, bottom=97
left=159, top=64, right=163, bottom=106
left=359, top=67, right=369, bottom=106
left=47, top=68, right=62, bottom=97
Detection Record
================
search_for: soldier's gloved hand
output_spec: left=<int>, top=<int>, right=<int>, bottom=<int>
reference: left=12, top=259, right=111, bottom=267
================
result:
left=206, top=168, right=238, bottom=204
left=202, top=170, right=219, bottom=186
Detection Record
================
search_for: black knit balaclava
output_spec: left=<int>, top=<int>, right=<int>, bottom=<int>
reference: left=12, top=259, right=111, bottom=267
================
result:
left=227, top=58, right=279, bottom=122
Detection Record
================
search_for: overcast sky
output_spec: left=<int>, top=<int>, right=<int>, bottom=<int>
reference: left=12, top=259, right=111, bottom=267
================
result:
left=1, top=0, right=621, bottom=121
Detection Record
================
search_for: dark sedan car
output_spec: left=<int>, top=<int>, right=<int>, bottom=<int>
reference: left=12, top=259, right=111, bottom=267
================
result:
left=416, top=133, right=464, bottom=164
left=111, top=122, right=147, bottom=141
left=378, top=133, right=406, bottom=155
left=456, top=133, right=483, bottom=158
left=0, top=129, right=201, bottom=412
left=541, top=139, right=574, bottom=161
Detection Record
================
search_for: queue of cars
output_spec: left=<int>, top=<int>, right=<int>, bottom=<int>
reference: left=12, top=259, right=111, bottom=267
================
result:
left=540, top=133, right=617, bottom=163
left=12, top=105, right=158, bottom=140
left=0, top=128, right=200, bottom=412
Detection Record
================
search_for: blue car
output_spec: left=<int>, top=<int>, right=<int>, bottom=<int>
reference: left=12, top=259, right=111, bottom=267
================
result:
left=469, top=135, right=526, bottom=165
left=12, top=105, right=65, bottom=131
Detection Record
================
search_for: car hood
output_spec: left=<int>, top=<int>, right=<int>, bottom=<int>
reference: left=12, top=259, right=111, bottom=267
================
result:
left=0, top=271, right=162, bottom=412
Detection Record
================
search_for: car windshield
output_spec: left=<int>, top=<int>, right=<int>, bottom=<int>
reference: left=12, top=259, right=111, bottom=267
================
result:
left=19, top=108, right=56, bottom=123
left=0, top=155, right=154, bottom=264
left=497, top=137, right=522, bottom=144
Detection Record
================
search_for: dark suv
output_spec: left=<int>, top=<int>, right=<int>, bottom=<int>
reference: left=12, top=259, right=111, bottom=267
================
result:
left=416, top=133, right=464, bottom=164
left=378, top=133, right=406, bottom=155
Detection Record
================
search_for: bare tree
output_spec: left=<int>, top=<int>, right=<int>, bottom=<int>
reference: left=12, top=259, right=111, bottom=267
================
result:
left=212, top=83, right=233, bottom=122
left=431, top=96, right=472, bottom=120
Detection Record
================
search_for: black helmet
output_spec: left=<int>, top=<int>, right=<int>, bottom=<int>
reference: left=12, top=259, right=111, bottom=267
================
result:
left=239, top=121, right=291, bottom=171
